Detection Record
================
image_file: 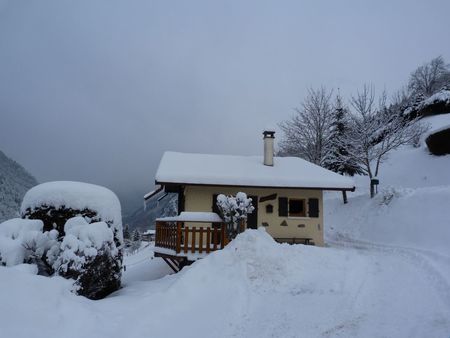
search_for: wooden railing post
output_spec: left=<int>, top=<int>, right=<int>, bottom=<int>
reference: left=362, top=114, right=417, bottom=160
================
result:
left=213, top=226, right=218, bottom=251
left=191, top=227, right=196, bottom=254
left=206, top=228, right=211, bottom=253
left=184, top=226, right=188, bottom=254
left=176, top=222, right=182, bottom=253
left=199, top=227, right=203, bottom=254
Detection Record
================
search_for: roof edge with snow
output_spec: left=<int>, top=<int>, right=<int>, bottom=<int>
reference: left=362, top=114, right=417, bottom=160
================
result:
left=155, top=152, right=355, bottom=191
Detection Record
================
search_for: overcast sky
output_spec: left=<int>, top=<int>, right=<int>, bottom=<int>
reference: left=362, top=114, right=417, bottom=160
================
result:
left=1, top=0, right=449, bottom=206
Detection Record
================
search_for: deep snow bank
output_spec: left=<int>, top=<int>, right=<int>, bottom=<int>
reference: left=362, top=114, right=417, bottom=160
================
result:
left=1, top=228, right=450, bottom=338
left=325, top=185, right=450, bottom=255
left=324, top=134, right=450, bottom=256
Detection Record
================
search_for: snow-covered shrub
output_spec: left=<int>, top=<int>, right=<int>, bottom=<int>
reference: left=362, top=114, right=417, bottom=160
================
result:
left=0, top=218, right=59, bottom=273
left=20, top=181, right=124, bottom=248
left=54, top=217, right=122, bottom=299
left=216, top=192, right=254, bottom=240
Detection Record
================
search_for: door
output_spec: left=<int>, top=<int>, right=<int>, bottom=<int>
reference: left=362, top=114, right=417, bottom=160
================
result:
left=247, top=195, right=258, bottom=229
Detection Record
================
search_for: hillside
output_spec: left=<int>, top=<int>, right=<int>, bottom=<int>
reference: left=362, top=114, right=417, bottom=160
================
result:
left=0, top=150, right=38, bottom=222
left=123, top=192, right=177, bottom=231
left=1, top=114, right=450, bottom=338
left=325, top=113, right=450, bottom=254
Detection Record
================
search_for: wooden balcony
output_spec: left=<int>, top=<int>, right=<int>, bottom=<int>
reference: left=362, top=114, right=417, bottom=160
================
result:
left=154, top=212, right=229, bottom=271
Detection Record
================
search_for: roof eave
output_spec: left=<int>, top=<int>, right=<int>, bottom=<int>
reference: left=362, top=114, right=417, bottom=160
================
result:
left=155, top=180, right=355, bottom=192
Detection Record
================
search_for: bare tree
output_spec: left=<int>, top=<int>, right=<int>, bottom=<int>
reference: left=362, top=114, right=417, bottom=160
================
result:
left=348, top=84, right=428, bottom=197
left=408, top=56, right=450, bottom=97
left=279, top=87, right=334, bottom=166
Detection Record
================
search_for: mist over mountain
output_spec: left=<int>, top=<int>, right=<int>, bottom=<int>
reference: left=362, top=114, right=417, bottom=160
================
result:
left=0, top=149, right=38, bottom=221
left=122, top=192, right=177, bottom=232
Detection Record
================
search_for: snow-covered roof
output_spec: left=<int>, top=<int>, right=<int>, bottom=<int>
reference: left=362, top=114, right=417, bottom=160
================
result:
left=157, top=212, right=223, bottom=223
left=20, top=181, right=122, bottom=232
left=143, top=229, right=156, bottom=235
left=155, top=152, right=355, bottom=190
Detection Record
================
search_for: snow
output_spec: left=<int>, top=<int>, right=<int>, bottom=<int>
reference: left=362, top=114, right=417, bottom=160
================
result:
left=142, top=229, right=155, bottom=235
left=0, top=218, right=44, bottom=266
left=55, top=217, right=118, bottom=274
left=1, top=139, right=450, bottom=338
left=419, top=89, right=450, bottom=109
left=156, top=151, right=355, bottom=190
left=157, top=211, right=223, bottom=223
left=20, top=181, right=123, bottom=240
left=422, top=112, right=450, bottom=138
left=1, top=227, right=450, bottom=337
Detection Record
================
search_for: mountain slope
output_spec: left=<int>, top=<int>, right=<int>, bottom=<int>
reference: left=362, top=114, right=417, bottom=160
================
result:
left=0, top=150, right=38, bottom=221
left=123, top=192, right=177, bottom=231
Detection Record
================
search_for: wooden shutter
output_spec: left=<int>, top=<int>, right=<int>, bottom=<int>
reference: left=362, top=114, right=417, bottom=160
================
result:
left=308, top=198, right=319, bottom=218
left=278, top=197, right=288, bottom=217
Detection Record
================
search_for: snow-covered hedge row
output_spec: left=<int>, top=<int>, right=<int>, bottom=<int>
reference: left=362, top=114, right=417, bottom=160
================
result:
left=0, top=216, right=122, bottom=299
left=1, top=181, right=124, bottom=299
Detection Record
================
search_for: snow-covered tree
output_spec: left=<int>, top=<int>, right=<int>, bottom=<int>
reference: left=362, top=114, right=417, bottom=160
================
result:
left=347, top=85, right=428, bottom=197
left=216, top=192, right=254, bottom=240
left=132, top=229, right=141, bottom=242
left=408, top=56, right=450, bottom=97
left=278, top=87, right=334, bottom=166
left=323, top=93, right=364, bottom=176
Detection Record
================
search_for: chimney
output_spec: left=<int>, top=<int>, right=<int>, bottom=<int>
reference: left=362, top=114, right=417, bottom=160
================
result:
left=263, top=130, right=275, bottom=166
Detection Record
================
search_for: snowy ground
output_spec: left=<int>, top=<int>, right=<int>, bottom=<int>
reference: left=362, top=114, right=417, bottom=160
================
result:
left=1, top=118, right=450, bottom=337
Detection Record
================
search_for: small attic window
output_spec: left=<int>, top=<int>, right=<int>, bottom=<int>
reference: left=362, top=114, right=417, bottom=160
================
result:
left=266, top=204, right=273, bottom=213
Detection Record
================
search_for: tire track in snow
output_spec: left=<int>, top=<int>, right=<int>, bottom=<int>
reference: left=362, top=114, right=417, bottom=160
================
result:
left=328, top=234, right=450, bottom=310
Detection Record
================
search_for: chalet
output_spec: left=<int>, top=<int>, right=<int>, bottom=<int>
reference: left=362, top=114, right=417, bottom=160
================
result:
left=141, top=229, right=155, bottom=242
left=146, top=130, right=355, bottom=271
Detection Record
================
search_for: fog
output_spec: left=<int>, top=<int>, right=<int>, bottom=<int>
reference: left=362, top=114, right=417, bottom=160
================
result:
left=0, top=0, right=449, bottom=211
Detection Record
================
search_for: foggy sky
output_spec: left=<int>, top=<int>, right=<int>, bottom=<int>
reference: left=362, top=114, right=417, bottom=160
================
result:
left=1, top=0, right=449, bottom=207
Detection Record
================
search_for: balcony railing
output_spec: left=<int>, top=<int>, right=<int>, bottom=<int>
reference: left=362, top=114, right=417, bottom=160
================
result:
left=155, top=214, right=229, bottom=256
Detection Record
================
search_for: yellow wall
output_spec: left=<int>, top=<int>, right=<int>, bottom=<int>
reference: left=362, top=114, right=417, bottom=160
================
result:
left=183, top=185, right=324, bottom=246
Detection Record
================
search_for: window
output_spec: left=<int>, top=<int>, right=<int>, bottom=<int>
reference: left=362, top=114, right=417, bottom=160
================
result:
left=278, top=197, right=320, bottom=218
left=279, top=197, right=319, bottom=218
left=288, top=199, right=306, bottom=217
left=266, top=204, right=273, bottom=213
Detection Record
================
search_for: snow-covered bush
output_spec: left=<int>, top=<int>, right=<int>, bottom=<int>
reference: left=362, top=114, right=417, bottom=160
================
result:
left=54, top=217, right=121, bottom=299
left=0, top=218, right=59, bottom=273
left=21, top=181, right=124, bottom=248
left=0, top=216, right=122, bottom=299
left=216, top=192, right=254, bottom=240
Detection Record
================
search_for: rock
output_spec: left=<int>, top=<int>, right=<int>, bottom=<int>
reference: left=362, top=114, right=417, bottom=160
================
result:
left=426, top=127, right=450, bottom=155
